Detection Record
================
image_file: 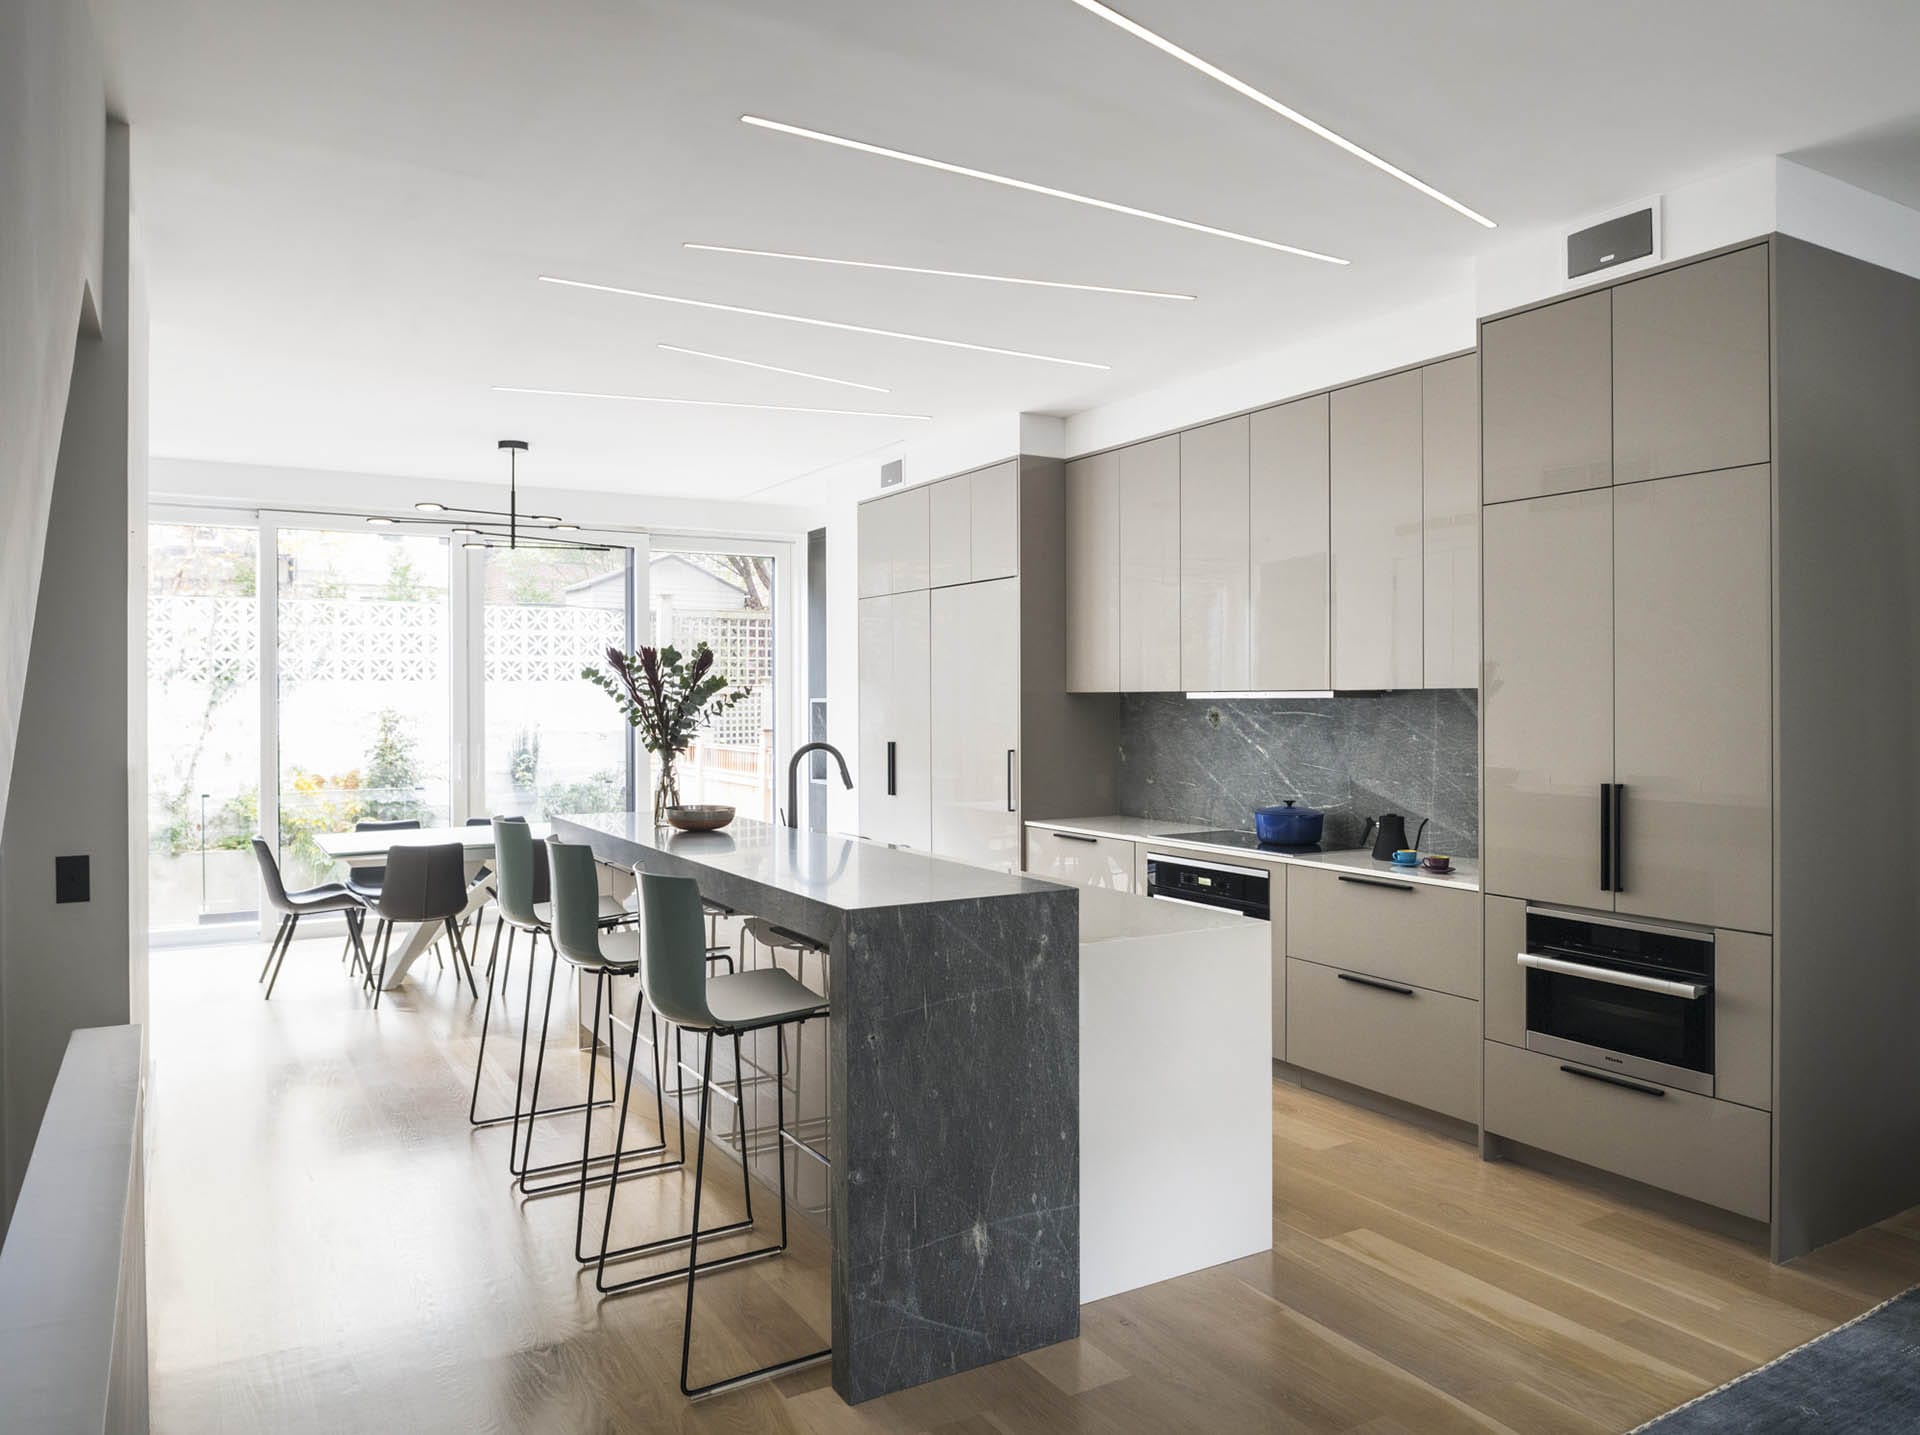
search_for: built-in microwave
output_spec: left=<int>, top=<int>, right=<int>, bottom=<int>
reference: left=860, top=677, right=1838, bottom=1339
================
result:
left=1519, top=906, right=1715, bottom=1095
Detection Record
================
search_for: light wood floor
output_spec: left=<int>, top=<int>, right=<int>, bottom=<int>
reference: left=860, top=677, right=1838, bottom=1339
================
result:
left=148, top=931, right=1920, bottom=1434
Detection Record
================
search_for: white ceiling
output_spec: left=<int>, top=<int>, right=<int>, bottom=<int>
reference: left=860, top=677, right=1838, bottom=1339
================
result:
left=97, top=0, right=1920, bottom=502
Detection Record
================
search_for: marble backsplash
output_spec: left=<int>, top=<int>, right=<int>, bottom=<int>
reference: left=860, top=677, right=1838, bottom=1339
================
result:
left=1115, top=690, right=1480, bottom=857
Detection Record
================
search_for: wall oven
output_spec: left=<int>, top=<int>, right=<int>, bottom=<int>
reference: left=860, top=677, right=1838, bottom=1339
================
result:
left=1144, top=853, right=1271, bottom=921
left=1519, top=906, right=1715, bottom=1095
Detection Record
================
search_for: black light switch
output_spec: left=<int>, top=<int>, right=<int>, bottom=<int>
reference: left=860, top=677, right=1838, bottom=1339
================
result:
left=55, top=854, right=90, bottom=904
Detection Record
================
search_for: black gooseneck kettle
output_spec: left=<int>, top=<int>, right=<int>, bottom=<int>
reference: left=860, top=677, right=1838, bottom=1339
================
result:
left=1360, top=813, right=1428, bottom=861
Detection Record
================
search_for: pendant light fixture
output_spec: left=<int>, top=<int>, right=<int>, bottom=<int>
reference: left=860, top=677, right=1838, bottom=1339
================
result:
left=364, top=439, right=609, bottom=551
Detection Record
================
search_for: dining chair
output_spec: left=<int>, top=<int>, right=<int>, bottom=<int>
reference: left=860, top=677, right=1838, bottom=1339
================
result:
left=252, top=839, right=370, bottom=1000
left=346, top=817, right=420, bottom=974
left=366, top=842, right=475, bottom=1008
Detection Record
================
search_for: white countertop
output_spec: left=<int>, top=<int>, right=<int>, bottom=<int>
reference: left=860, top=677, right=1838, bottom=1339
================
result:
left=556, top=812, right=1061, bottom=913
left=1030, top=815, right=1481, bottom=892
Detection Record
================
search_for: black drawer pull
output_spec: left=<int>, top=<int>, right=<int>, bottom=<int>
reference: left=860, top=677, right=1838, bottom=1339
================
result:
left=1337, top=875, right=1414, bottom=892
left=1051, top=831, right=1098, bottom=844
left=1337, top=972, right=1415, bottom=997
left=1558, top=1063, right=1666, bottom=1099
left=886, top=741, right=896, bottom=796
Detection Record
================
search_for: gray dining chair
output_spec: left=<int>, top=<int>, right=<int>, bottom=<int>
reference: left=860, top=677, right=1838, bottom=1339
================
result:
left=253, top=838, right=370, bottom=1000
left=366, top=841, right=475, bottom=1008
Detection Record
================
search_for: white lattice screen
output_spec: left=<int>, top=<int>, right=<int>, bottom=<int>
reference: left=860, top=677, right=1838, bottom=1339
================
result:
left=484, top=605, right=625, bottom=683
left=673, top=609, right=773, bottom=749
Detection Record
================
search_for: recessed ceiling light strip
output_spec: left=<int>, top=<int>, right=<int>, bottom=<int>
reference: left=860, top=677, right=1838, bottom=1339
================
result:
left=656, top=342, right=892, bottom=393
left=682, top=242, right=1194, bottom=300
left=537, top=274, right=1107, bottom=369
left=495, top=384, right=932, bottom=421
left=1062, top=0, right=1495, bottom=229
left=739, top=114, right=1348, bottom=264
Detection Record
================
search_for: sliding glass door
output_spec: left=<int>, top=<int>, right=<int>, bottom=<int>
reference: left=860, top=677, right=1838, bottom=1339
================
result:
left=147, top=522, right=262, bottom=931
left=647, top=545, right=778, bottom=821
left=274, top=527, right=452, bottom=890
left=479, top=545, right=632, bottom=818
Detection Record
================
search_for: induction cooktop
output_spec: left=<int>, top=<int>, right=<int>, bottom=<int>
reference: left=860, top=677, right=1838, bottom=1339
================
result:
left=1158, top=828, right=1348, bottom=855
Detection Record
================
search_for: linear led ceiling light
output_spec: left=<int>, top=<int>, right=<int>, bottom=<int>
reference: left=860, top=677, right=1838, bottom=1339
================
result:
left=537, top=274, right=1107, bottom=369
left=739, top=114, right=1347, bottom=264
left=1063, top=0, right=1495, bottom=229
left=657, top=342, right=891, bottom=393
left=494, top=384, right=931, bottom=422
left=682, top=242, right=1194, bottom=300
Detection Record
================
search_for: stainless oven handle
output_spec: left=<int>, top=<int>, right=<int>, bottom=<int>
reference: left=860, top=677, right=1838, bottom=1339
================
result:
left=1516, top=951, right=1710, bottom=1000
left=1149, top=892, right=1236, bottom=911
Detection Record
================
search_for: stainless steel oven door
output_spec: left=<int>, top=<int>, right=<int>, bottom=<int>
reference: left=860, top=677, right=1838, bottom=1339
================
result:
left=1517, top=950, right=1716, bottom=1096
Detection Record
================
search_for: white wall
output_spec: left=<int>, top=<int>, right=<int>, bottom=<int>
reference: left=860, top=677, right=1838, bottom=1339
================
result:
left=0, top=0, right=107, bottom=827
left=2, top=116, right=144, bottom=1225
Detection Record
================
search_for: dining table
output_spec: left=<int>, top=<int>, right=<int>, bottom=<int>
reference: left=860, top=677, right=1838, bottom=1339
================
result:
left=311, top=823, right=548, bottom=989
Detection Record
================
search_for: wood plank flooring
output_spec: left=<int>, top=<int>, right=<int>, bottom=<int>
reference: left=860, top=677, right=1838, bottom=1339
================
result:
left=147, top=932, right=1920, bottom=1434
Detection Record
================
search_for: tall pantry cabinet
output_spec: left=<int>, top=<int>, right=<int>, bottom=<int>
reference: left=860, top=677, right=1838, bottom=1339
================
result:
left=1478, top=236, right=1920, bottom=1261
left=858, top=458, right=1118, bottom=869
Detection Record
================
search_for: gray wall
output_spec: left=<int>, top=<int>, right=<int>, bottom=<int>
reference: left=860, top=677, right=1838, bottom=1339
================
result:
left=1, top=117, right=145, bottom=1229
left=1771, top=236, right=1920, bottom=1260
left=1115, top=690, right=1479, bottom=855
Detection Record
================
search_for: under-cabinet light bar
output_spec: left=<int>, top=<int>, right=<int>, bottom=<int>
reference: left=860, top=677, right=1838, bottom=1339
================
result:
left=1186, top=690, right=1336, bottom=701
left=682, top=243, right=1195, bottom=301
left=538, top=274, right=1107, bottom=370
left=739, top=115, right=1348, bottom=265
left=657, top=343, right=891, bottom=393
left=1062, top=0, right=1495, bottom=229
left=493, top=384, right=931, bottom=422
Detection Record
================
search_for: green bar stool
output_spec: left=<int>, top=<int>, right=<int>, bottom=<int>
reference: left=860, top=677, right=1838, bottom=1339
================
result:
left=466, top=818, right=629, bottom=1155
left=603, top=869, right=831, bottom=1399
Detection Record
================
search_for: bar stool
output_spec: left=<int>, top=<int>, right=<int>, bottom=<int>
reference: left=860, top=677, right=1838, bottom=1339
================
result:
left=475, top=819, right=632, bottom=1183
left=366, top=842, right=476, bottom=1007
left=736, top=918, right=831, bottom=1169
left=251, top=839, right=370, bottom=1000
left=608, top=869, right=831, bottom=1399
left=543, top=837, right=724, bottom=1225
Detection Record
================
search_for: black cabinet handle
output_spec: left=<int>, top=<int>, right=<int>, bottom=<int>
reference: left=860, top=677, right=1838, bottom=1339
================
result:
left=1337, top=875, right=1413, bottom=892
left=1559, top=1063, right=1665, bottom=1098
left=1006, top=749, right=1016, bottom=813
left=1599, top=782, right=1613, bottom=892
left=1338, top=971, right=1415, bottom=997
left=886, top=741, right=896, bottom=797
left=1611, top=783, right=1625, bottom=893
left=1051, top=831, right=1098, bottom=845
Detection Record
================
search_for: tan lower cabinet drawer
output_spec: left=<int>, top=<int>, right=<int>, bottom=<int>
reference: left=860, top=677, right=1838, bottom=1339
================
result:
left=1483, top=1040, right=1771, bottom=1221
left=1286, top=958, right=1479, bottom=1122
left=1025, top=827, right=1136, bottom=893
left=1286, top=866, right=1480, bottom=997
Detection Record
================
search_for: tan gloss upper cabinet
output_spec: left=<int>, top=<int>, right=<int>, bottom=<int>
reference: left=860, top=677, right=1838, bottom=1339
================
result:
left=1481, top=488, right=1615, bottom=910
left=1250, top=396, right=1331, bottom=691
left=1613, top=246, right=1771, bottom=485
left=1118, top=435, right=1181, bottom=693
left=1421, top=356, right=1479, bottom=689
left=927, top=461, right=1019, bottom=588
left=930, top=577, right=1022, bottom=871
left=1330, top=370, right=1424, bottom=690
left=1065, top=451, right=1121, bottom=692
left=1482, top=290, right=1613, bottom=503
left=1179, top=416, right=1251, bottom=691
left=1613, top=465, right=1772, bottom=932
left=857, top=590, right=931, bottom=849
left=857, top=486, right=931, bottom=597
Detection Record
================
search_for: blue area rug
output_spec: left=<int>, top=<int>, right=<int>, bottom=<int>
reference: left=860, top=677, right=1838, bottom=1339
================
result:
left=1635, top=1285, right=1920, bottom=1432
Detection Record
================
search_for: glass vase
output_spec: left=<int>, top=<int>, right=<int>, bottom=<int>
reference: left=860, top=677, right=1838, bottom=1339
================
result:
left=652, top=751, right=681, bottom=827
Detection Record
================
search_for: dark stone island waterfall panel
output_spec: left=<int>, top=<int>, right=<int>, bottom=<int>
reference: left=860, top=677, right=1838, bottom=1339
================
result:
left=834, top=888, right=1079, bottom=1401
left=552, top=814, right=1080, bottom=1404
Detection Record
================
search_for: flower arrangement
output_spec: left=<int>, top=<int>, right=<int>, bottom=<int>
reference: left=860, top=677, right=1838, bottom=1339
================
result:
left=583, top=643, right=751, bottom=823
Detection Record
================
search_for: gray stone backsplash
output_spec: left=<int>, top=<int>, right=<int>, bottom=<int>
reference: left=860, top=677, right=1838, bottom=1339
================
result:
left=1115, top=690, right=1479, bottom=857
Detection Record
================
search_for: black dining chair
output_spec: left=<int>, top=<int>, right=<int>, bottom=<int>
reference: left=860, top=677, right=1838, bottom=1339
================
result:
left=253, top=839, right=370, bottom=1000
left=367, top=842, right=476, bottom=1008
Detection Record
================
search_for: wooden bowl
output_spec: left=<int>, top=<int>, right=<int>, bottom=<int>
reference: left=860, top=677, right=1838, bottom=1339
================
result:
left=666, top=804, right=735, bottom=832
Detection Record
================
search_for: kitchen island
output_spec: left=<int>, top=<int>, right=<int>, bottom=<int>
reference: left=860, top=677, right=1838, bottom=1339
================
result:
left=554, top=813, right=1080, bottom=1404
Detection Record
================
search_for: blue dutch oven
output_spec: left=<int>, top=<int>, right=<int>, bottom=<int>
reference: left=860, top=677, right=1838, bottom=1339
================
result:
left=1254, top=800, right=1323, bottom=846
